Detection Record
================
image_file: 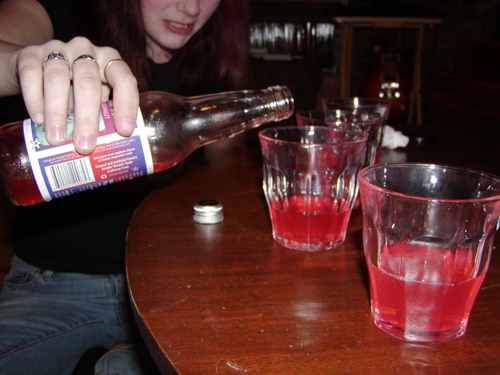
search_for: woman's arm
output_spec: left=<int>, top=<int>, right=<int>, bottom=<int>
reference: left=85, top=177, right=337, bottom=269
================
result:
left=0, top=0, right=53, bottom=96
left=0, top=0, right=139, bottom=155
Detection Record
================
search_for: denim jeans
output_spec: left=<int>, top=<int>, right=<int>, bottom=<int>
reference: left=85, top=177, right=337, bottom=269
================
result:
left=0, top=256, right=155, bottom=375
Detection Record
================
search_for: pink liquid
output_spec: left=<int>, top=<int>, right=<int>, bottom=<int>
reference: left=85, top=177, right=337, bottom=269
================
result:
left=368, top=242, right=486, bottom=342
left=269, top=195, right=351, bottom=251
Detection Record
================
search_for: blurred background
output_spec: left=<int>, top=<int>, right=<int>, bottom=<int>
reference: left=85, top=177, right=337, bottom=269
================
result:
left=247, top=0, right=500, bottom=126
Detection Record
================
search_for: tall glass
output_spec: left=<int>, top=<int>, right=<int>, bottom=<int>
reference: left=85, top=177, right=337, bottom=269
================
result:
left=322, top=97, right=390, bottom=162
left=359, top=163, right=500, bottom=342
left=322, top=97, right=391, bottom=125
left=296, top=110, right=382, bottom=167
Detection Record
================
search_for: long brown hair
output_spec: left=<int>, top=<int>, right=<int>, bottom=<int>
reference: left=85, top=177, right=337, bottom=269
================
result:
left=87, top=0, right=250, bottom=94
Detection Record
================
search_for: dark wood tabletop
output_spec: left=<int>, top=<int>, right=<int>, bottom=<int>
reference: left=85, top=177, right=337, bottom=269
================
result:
left=126, top=125, right=500, bottom=375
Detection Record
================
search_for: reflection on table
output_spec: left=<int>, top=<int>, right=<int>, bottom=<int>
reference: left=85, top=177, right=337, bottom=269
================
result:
left=126, top=125, right=500, bottom=374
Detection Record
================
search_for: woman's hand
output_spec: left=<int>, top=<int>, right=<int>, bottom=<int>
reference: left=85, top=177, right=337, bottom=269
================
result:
left=16, top=36, right=139, bottom=155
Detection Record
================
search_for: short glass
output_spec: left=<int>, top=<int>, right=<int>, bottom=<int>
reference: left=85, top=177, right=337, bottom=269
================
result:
left=358, top=163, right=500, bottom=342
left=259, top=126, right=367, bottom=251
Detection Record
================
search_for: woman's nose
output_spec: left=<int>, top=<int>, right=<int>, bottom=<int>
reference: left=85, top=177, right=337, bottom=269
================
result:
left=177, top=0, right=201, bottom=17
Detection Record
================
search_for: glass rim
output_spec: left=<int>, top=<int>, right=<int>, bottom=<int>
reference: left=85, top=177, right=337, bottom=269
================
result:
left=358, top=163, right=500, bottom=203
left=322, top=97, right=391, bottom=108
left=258, top=125, right=368, bottom=147
left=295, top=110, right=382, bottom=125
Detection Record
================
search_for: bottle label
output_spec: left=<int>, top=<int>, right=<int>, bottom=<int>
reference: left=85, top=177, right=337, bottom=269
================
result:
left=23, top=101, right=154, bottom=202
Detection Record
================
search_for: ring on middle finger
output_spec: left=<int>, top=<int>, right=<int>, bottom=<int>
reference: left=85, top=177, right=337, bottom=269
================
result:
left=43, top=51, right=70, bottom=68
left=72, top=54, right=100, bottom=69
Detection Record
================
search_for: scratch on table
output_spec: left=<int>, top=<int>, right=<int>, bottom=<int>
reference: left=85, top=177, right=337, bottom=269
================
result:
left=150, top=297, right=189, bottom=312
left=205, top=314, right=263, bottom=322
left=216, top=359, right=252, bottom=374
left=481, top=283, right=500, bottom=290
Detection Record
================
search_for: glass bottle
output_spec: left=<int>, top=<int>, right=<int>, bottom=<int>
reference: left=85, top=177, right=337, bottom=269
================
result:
left=0, top=86, right=293, bottom=206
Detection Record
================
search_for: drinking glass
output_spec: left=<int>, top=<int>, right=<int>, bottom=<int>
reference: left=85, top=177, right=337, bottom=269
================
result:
left=358, top=163, right=500, bottom=342
left=296, top=110, right=382, bottom=167
left=259, top=126, right=367, bottom=251
left=322, top=98, right=390, bottom=164
left=322, top=97, right=391, bottom=125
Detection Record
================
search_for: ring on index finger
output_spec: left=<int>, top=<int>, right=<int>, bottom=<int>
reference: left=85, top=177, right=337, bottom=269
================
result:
left=72, top=54, right=100, bottom=69
left=43, top=51, right=70, bottom=68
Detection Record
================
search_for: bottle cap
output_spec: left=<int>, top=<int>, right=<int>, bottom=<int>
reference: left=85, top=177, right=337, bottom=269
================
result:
left=193, top=199, right=224, bottom=224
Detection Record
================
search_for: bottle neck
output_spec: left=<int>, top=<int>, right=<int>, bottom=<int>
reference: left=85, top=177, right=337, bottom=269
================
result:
left=186, top=86, right=294, bottom=145
left=263, top=86, right=294, bottom=122
left=139, top=86, right=294, bottom=172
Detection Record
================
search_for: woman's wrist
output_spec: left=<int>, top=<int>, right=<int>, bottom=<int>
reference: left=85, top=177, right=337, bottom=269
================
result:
left=0, top=43, right=23, bottom=96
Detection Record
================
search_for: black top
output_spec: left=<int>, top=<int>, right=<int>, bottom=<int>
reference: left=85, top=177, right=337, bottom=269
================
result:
left=11, top=0, right=183, bottom=274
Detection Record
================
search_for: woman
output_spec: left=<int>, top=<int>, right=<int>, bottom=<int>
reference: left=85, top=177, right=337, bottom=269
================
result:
left=1, top=0, right=249, bottom=153
left=0, top=0, right=250, bottom=374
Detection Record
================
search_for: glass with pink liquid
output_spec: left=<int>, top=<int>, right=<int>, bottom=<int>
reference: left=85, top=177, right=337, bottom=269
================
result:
left=358, top=163, right=500, bottom=342
left=259, top=126, right=367, bottom=251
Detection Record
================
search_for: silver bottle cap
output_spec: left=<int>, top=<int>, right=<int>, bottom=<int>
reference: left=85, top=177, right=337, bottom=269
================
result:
left=193, top=199, right=224, bottom=224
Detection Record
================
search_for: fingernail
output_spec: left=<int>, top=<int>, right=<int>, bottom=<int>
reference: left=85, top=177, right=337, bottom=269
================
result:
left=48, top=128, right=65, bottom=143
left=77, top=137, right=96, bottom=153
left=121, top=119, right=136, bottom=134
left=32, top=113, right=44, bottom=124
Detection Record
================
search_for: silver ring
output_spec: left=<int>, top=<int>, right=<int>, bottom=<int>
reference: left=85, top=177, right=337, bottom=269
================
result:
left=73, top=54, right=100, bottom=69
left=103, top=58, right=124, bottom=81
left=43, top=51, right=69, bottom=68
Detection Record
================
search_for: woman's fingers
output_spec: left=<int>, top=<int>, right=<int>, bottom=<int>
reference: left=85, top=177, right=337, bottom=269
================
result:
left=17, top=37, right=140, bottom=155
left=102, top=58, right=139, bottom=137
left=70, top=54, right=102, bottom=155
left=16, top=45, right=58, bottom=126
left=42, top=50, right=72, bottom=146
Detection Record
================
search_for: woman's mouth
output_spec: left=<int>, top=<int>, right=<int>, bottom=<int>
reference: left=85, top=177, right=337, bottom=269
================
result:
left=163, top=20, right=194, bottom=35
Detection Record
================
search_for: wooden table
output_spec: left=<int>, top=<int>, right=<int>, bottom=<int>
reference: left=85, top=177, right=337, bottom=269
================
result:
left=126, top=126, right=500, bottom=374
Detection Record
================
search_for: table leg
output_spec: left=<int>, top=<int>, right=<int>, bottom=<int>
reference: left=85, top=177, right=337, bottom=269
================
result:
left=407, top=24, right=425, bottom=125
left=338, top=24, right=353, bottom=97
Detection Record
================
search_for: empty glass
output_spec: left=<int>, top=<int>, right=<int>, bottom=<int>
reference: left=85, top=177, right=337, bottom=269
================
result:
left=322, top=97, right=391, bottom=125
left=296, top=110, right=382, bottom=167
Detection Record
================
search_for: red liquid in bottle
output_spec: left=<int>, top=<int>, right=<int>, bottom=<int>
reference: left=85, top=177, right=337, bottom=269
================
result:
left=0, top=87, right=294, bottom=206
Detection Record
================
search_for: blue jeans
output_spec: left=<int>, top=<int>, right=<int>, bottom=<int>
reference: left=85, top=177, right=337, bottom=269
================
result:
left=0, top=256, right=156, bottom=375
